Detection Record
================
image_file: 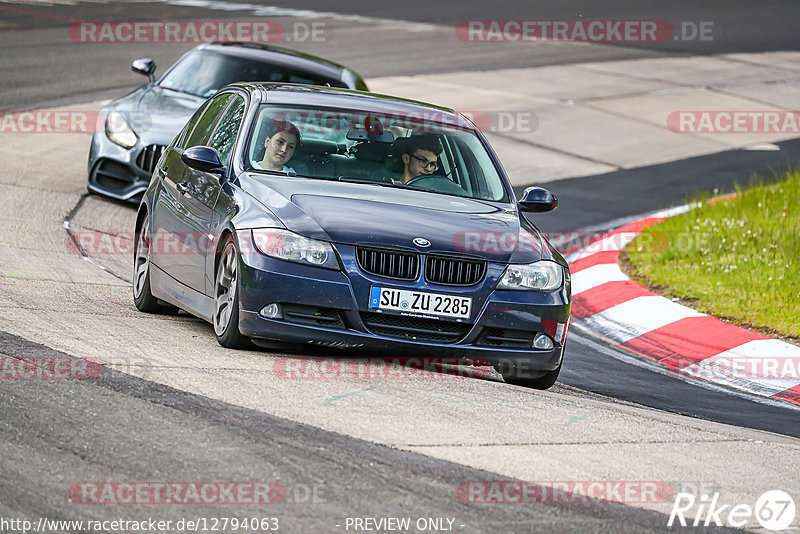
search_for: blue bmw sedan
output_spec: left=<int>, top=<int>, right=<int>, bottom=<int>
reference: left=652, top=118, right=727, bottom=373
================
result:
left=134, top=83, right=571, bottom=388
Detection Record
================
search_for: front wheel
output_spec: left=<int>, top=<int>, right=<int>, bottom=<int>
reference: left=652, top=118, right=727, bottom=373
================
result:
left=213, top=237, right=251, bottom=349
left=497, top=343, right=565, bottom=390
left=502, top=363, right=561, bottom=390
left=133, top=215, right=177, bottom=314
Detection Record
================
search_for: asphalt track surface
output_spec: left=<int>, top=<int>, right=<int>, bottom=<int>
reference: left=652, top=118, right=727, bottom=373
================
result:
left=1, top=1, right=800, bottom=532
left=3, top=0, right=800, bottom=111
left=4, top=330, right=746, bottom=534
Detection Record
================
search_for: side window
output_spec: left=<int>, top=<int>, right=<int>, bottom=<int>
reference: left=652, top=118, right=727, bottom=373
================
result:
left=184, top=93, right=232, bottom=148
left=442, top=136, right=473, bottom=196
left=206, top=95, right=246, bottom=163
left=451, top=137, right=483, bottom=198
left=175, top=100, right=211, bottom=150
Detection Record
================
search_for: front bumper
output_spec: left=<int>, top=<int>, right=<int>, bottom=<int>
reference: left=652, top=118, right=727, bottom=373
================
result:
left=87, top=130, right=165, bottom=202
left=234, top=231, right=571, bottom=373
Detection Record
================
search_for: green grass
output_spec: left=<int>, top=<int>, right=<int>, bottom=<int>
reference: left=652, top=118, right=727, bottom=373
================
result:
left=623, top=170, right=800, bottom=339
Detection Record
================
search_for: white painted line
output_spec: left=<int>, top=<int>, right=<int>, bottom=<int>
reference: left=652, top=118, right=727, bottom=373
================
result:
left=743, top=143, right=781, bottom=151
left=571, top=263, right=628, bottom=295
left=568, top=231, right=639, bottom=262
left=576, top=295, right=705, bottom=344
left=680, top=340, right=800, bottom=397
left=569, top=327, right=800, bottom=412
left=651, top=205, right=691, bottom=219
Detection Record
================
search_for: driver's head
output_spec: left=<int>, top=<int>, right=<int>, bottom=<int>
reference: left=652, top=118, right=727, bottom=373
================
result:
left=401, top=134, right=443, bottom=183
left=262, top=119, right=300, bottom=171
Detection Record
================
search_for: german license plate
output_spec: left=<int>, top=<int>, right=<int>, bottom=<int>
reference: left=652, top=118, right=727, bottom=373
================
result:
left=369, top=286, right=471, bottom=319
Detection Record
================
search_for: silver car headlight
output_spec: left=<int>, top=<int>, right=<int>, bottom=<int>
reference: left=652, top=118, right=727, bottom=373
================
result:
left=497, top=261, right=563, bottom=291
left=252, top=229, right=339, bottom=270
left=105, top=111, right=138, bottom=149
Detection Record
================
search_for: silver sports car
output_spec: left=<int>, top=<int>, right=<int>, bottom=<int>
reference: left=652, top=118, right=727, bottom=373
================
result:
left=87, top=42, right=368, bottom=202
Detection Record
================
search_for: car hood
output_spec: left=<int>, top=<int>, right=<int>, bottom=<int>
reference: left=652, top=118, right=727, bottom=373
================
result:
left=238, top=175, right=554, bottom=264
left=104, top=84, right=205, bottom=145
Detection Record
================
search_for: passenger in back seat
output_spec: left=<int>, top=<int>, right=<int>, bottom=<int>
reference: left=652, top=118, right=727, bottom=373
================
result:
left=254, top=120, right=300, bottom=173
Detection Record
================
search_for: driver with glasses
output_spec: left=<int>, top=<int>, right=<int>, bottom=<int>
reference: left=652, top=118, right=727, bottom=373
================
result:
left=399, top=134, right=443, bottom=184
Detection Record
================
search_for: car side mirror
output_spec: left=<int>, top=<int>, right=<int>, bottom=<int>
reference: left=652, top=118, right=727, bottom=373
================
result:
left=182, top=146, right=225, bottom=175
left=519, top=186, right=558, bottom=213
left=131, top=58, right=156, bottom=82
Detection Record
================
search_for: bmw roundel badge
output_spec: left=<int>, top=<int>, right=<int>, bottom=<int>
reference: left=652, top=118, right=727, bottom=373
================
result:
left=413, top=237, right=431, bottom=247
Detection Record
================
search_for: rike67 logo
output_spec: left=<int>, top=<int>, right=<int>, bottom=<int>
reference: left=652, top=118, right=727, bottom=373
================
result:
left=669, top=490, right=796, bottom=531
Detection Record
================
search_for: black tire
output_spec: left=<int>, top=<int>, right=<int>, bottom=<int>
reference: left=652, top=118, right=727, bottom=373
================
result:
left=499, top=341, right=566, bottom=390
left=133, top=215, right=177, bottom=314
left=213, top=236, right=251, bottom=349
left=503, top=363, right=562, bottom=390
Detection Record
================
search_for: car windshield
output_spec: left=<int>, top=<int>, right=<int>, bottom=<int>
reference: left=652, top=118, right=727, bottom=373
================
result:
left=158, top=51, right=346, bottom=98
left=245, top=105, right=509, bottom=202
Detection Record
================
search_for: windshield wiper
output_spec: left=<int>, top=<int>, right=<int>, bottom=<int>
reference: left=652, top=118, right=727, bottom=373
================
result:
left=337, top=176, right=393, bottom=186
left=338, top=176, right=433, bottom=192
left=158, top=85, right=204, bottom=98
left=337, top=176, right=464, bottom=198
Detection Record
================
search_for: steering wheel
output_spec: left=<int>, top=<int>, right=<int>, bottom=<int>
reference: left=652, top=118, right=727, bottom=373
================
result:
left=405, top=174, right=467, bottom=195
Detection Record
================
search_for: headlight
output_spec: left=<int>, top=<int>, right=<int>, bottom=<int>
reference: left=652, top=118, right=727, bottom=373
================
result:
left=497, top=261, right=563, bottom=291
left=105, top=111, right=138, bottom=149
left=252, top=229, right=339, bottom=270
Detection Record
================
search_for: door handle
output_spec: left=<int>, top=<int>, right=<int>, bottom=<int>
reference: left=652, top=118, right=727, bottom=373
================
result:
left=176, top=181, right=190, bottom=195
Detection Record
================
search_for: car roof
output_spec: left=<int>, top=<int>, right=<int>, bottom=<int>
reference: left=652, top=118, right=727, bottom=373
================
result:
left=230, top=82, right=462, bottom=118
left=196, top=42, right=348, bottom=80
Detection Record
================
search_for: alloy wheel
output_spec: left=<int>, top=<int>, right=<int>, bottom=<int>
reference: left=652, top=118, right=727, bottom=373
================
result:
left=214, top=241, right=238, bottom=336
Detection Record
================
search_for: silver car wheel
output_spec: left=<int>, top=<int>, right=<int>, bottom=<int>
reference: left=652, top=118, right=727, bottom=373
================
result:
left=213, top=241, right=238, bottom=336
left=133, top=218, right=151, bottom=299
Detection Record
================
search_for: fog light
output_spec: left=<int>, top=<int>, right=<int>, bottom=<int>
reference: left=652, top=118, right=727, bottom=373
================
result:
left=533, top=333, right=554, bottom=350
left=260, top=303, right=282, bottom=319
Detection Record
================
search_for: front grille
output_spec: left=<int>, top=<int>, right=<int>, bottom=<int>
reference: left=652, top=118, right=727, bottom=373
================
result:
left=425, top=255, right=486, bottom=286
left=360, top=312, right=469, bottom=344
left=282, top=304, right=345, bottom=329
left=356, top=247, right=418, bottom=280
left=136, top=144, right=165, bottom=173
left=476, top=327, right=534, bottom=349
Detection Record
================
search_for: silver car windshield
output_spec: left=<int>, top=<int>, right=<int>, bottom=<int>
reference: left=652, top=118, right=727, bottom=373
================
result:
left=245, top=105, right=508, bottom=202
left=159, top=52, right=347, bottom=98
